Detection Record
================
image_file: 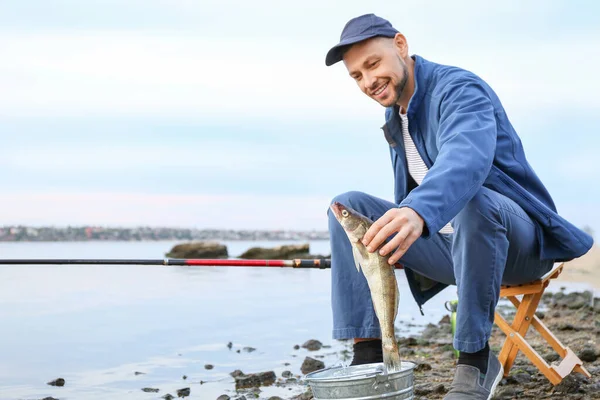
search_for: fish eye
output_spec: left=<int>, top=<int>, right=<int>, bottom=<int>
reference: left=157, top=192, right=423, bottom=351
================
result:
left=341, top=210, right=349, bottom=217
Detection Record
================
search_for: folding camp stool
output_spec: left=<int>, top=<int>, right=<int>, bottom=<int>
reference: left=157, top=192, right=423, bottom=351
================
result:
left=493, top=262, right=592, bottom=385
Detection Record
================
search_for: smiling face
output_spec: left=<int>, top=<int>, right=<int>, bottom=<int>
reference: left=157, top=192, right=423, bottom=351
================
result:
left=343, top=34, right=414, bottom=109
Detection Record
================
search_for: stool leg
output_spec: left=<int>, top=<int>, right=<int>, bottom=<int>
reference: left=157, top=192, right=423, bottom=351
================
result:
left=495, top=312, right=563, bottom=385
left=498, top=293, right=541, bottom=374
left=500, top=295, right=592, bottom=384
left=506, top=296, right=566, bottom=359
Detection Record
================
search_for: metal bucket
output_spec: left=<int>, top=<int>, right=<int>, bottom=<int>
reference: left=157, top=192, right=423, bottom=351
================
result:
left=303, top=362, right=416, bottom=400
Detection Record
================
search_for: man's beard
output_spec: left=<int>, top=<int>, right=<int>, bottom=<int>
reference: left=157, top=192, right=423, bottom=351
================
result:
left=392, top=57, right=408, bottom=105
left=377, top=57, right=408, bottom=107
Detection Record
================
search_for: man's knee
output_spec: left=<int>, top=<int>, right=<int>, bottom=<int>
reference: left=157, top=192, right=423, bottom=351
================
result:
left=453, top=188, right=502, bottom=232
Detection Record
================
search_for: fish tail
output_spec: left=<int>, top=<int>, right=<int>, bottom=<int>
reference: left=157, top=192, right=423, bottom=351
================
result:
left=382, top=337, right=403, bottom=373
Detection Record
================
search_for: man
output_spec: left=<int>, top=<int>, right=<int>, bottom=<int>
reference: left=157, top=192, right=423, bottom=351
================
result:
left=325, top=13, right=593, bottom=400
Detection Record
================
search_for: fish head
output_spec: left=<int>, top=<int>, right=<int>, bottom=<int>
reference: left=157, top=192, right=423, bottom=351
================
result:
left=330, top=201, right=372, bottom=241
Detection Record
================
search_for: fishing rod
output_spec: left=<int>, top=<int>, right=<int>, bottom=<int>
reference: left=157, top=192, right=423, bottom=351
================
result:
left=0, top=258, right=333, bottom=268
left=0, top=258, right=405, bottom=269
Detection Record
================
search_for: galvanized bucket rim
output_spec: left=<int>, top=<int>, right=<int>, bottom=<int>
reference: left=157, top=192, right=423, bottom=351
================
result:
left=303, top=361, right=417, bottom=383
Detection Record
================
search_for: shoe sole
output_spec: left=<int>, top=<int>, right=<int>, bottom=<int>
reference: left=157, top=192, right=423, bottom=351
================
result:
left=487, top=365, right=504, bottom=400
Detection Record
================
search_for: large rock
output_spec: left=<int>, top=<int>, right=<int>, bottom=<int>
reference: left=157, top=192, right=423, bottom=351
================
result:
left=239, top=244, right=312, bottom=259
left=300, top=357, right=325, bottom=374
left=302, top=339, right=323, bottom=351
left=289, top=388, right=313, bottom=400
left=549, top=291, right=593, bottom=309
left=234, top=371, right=276, bottom=389
left=47, top=378, right=65, bottom=387
left=166, top=241, right=228, bottom=258
left=578, top=346, right=598, bottom=362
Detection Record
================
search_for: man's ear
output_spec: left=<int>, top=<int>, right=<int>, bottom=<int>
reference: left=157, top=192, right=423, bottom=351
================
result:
left=393, top=33, right=409, bottom=58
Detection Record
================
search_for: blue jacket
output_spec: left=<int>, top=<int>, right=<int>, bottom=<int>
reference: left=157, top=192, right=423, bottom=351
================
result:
left=383, top=55, right=593, bottom=306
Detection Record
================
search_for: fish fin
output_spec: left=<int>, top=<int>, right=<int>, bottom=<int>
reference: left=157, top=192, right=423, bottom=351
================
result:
left=352, top=246, right=362, bottom=272
left=383, top=350, right=403, bottom=373
left=382, top=337, right=403, bottom=373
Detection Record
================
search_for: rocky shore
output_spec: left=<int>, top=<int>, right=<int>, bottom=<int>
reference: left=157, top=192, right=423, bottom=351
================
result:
left=400, top=289, right=599, bottom=399
left=39, top=290, right=598, bottom=400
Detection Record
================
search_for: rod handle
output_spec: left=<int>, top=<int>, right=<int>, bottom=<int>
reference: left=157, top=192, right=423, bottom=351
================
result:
left=292, top=259, right=330, bottom=269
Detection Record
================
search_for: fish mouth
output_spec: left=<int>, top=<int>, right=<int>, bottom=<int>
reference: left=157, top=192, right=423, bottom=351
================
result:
left=329, top=202, right=344, bottom=220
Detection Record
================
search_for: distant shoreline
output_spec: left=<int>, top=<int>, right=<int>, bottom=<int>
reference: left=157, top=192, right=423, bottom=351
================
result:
left=0, top=226, right=330, bottom=242
left=0, top=238, right=331, bottom=243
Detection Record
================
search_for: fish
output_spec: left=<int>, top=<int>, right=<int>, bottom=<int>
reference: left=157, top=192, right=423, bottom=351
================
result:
left=330, top=201, right=402, bottom=373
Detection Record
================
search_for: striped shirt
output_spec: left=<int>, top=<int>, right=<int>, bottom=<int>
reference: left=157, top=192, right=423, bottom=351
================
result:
left=400, top=111, right=454, bottom=234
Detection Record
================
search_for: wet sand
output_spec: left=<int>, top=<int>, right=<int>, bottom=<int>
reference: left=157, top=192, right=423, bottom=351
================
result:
left=560, top=245, right=600, bottom=289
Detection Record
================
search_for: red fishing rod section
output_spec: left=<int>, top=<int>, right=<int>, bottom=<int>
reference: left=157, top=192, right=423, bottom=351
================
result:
left=181, top=258, right=330, bottom=268
left=0, top=258, right=331, bottom=268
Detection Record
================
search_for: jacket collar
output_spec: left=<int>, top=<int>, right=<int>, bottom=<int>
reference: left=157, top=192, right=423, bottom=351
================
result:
left=407, top=55, right=429, bottom=117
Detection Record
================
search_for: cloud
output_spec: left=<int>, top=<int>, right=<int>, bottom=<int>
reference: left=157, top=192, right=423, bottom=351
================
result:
left=0, top=2, right=598, bottom=120
left=1, top=1, right=591, bottom=40
left=0, top=192, right=333, bottom=229
left=1, top=141, right=291, bottom=173
left=555, top=153, right=600, bottom=183
left=0, top=124, right=396, bottom=199
left=0, top=32, right=369, bottom=119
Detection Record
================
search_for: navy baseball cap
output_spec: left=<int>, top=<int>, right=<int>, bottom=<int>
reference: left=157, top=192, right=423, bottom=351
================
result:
left=325, top=14, right=399, bottom=66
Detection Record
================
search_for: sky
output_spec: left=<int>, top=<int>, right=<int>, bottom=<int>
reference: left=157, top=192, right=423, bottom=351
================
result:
left=0, top=0, right=599, bottom=232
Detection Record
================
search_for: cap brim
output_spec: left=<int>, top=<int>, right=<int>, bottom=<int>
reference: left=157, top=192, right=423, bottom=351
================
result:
left=325, top=34, right=376, bottom=66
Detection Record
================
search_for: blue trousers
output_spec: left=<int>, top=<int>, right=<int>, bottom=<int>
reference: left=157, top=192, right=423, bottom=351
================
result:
left=328, top=187, right=553, bottom=353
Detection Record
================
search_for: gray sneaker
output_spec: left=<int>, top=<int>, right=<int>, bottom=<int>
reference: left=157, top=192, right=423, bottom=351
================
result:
left=443, top=351, right=504, bottom=400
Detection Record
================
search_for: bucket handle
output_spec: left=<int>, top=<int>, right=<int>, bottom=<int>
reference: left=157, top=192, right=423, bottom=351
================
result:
left=367, top=365, right=390, bottom=390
